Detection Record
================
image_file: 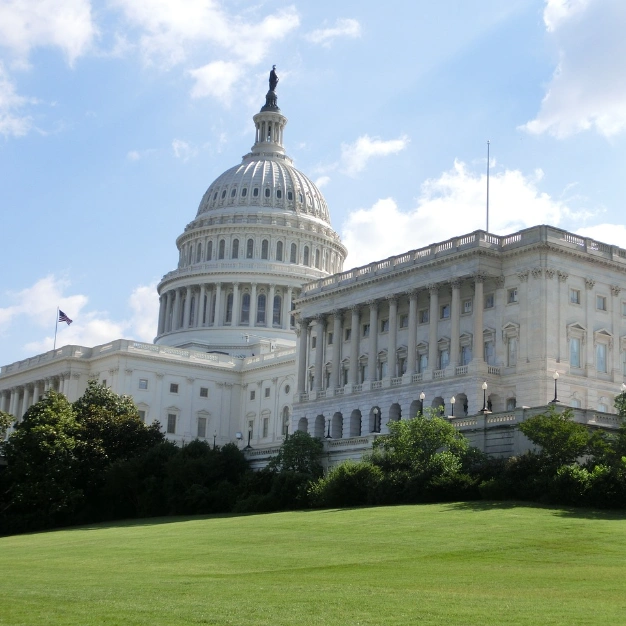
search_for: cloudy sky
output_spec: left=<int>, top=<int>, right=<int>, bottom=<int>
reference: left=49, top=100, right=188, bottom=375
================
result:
left=1, top=0, right=625, bottom=365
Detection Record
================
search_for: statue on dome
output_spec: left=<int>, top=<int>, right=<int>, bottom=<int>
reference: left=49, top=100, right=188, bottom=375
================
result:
left=269, top=65, right=279, bottom=92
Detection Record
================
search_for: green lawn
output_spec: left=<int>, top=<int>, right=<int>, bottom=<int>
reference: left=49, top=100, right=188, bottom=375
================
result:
left=1, top=503, right=625, bottom=625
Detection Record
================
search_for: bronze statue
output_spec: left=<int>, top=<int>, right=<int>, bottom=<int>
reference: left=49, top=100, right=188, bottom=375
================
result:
left=269, top=65, right=279, bottom=92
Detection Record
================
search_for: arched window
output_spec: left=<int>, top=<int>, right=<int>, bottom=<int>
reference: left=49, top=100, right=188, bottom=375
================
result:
left=242, top=187, right=247, bottom=197
left=264, top=188, right=271, bottom=198
left=287, top=191, right=293, bottom=201
left=231, top=188, right=236, bottom=197
left=276, top=189, right=282, bottom=199
left=246, top=238, right=254, bottom=258
left=303, top=246, right=310, bottom=266
left=315, top=249, right=320, bottom=269
left=261, top=239, right=269, bottom=259
left=225, top=293, right=233, bottom=324
left=290, top=243, right=297, bottom=263
left=253, top=188, right=259, bottom=197
left=232, top=239, right=239, bottom=259
left=196, top=244, right=202, bottom=263
left=324, top=253, right=330, bottom=272
left=276, top=241, right=283, bottom=261
left=213, top=192, right=218, bottom=201
left=273, top=295, right=282, bottom=327
left=207, top=240, right=213, bottom=261
left=282, top=406, right=290, bottom=436
left=218, top=240, right=225, bottom=259
left=241, top=293, right=250, bottom=325
left=221, top=190, right=227, bottom=199
left=257, top=294, right=266, bottom=325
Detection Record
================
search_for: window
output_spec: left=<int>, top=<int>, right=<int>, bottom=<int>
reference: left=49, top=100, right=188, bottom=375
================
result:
left=570, top=337, right=581, bottom=368
left=570, top=289, right=581, bottom=304
left=507, top=288, right=518, bottom=304
left=248, top=420, right=254, bottom=439
left=328, top=332, right=333, bottom=345
left=596, top=343, right=607, bottom=372
left=250, top=390, right=256, bottom=401
left=344, top=328, right=351, bottom=341
left=303, top=246, right=310, bottom=266
left=138, top=379, right=148, bottom=390
left=102, top=379, right=107, bottom=387
left=360, top=364, right=368, bottom=383
left=276, top=189, right=282, bottom=199
left=463, top=299, right=472, bottom=314
left=311, top=336, right=317, bottom=349
left=400, top=314, right=408, bottom=328
left=264, top=387, right=270, bottom=398
left=461, top=345, right=472, bottom=365
left=622, top=301, right=626, bottom=316
left=507, top=337, right=518, bottom=367
left=399, top=358, right=407, bottom=375
left=276, top=241, right=283, bottom=261
left=225, top=293, right=233, bottom=324
left=197, top=417, right=207, bottom=438
left=253, top=187, right=259, bottom=197
left=599, top=402, right=609, bottom=413
left=571, top=398, right=581, bottom=408
left=196, top=244, right=202, bottom=263
left=261, top=239, right=269, bottom=259
left=484, top=294, right=494, bottom=309
left=200, top=387, right=208, bottom=398
left=418, top=309, right=429, bottom=324
left=418, top=353, right=428, bottom=373
left=506, top=398, right=517, bottom=411
left=273, top=295, right=282, bottom=327
left=232, top=239, right=239, bottom=259
left=257, top=294, right=266, bottom=324
left=246, top=238, right=254, bottom=258
left=438, top=348, right=449, bottom=370
left=379, top=361, right=387, bottom=380
left=315, top=249, right=320, bottom=269
left=362, top=323, right=370, bottom=338
left=484, top=340, right=495, bottom=365
left=381, top=319, right=389, bottom=333
left=287, top=191, right=293, bottom=201
left=290, top=243, right=297, bottom=264
left=207, top=240, right=213, bottom=261
left=242, top=187, right=247, bottom=197
left=597, top=295, right=607, bottom=311
left=218, top=239, right=225, bottom=259
left=170, top=383, right=179, bottom=394
left=264, top=188, right=270, bottom=198
left=241, top=293, right=250, bottom=325
left=231, top=188, right=236, bottom=197
left=343, top=367, right=349, bottom=385
left=221, top=190, right=226, bottom=199
left=138, top=410, right=146, bottom=422
left=167, top=414, right=176, bottom=434
left=440, top=304, right=450, bottom=319
left=262, top=417, right=269, bottom=438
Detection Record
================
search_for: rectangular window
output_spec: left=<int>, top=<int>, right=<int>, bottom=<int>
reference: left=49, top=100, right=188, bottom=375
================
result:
left=570, top=289, right=581, bottom=304
left=596, top=343, right=607, bottom=372
left=362, top=323, right=370, bottom=337
left=167, top=414, right=176, bottom=434
left=197, top=417, right=207, bottom=439
left=399, top=314, right=408, bottom=328
left=102, top=379, right=107, bottom=387
left=344, top=328, right=351, bottom=341
left=570, top=338, right=581, bottom=368
left=463, top=299, right=472, bottom=314
left=506, top=398, right=517, bottom=411
left=379, top=361, right=388, bottom=379
left=138, top=410, right=146, bottom=423
left=138, top=378, right=148, bottom=390
left=343, top=368, right=349, bottom=385
left=438, top=349, right=449, bottom=370
left=380, top=319, right=389, bottom=333
left=250, top=390, right=256, bottom=400
left=440, top=304, right=450, bottom=319
left=200, top=387, right=208, bottom=398
left=360, top=364, right=368, bottom=383
left=169, top=383, right=179, bottom=394
left=484, top=340, right=495, bottom=365
left=622, top=301, right=626, bottom=316
left=311, top=336, right=317, bottom=349
left=507, top=288, right=518, bottom=304
left=484, top=294, right=494, bottom=309
left=418, top=353, right=428, bottom=373
left=461, top=345, right=472, bottom=365
left=264, top=387, right=270, bottom=398
left=418, top=309, right=429, bottom=324
left=262, top=418, right=269, bottom=438
left=399, top=358, right=407, bottom=374
left=507, top=338, right=518, bottom=367
left=596, top=295, right=607, bottom=311
left=248, top=420, right=254, bottom=439
left=328, top=332, right=333, bottom=345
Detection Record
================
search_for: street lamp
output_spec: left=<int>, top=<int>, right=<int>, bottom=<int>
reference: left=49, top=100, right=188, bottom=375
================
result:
left=450, top=396, right=456, bottom=417
left=373, top=407, right=380, bottom=432
left=326, top=417, right=332, bottom=439
left=213, top=430, right=217, bottom=450
left=550, top=371, right=560, bottom=404
left=245, top=429, right=252, bottom=450
left=480, top=382, right=491, bottom=414
left=419, top=392, right=425, bottom=416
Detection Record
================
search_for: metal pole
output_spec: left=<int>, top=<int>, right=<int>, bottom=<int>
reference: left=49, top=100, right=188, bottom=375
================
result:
left=486, top=140, right=490, bottom=233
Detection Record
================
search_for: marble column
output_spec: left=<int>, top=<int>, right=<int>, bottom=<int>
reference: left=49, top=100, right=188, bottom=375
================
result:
left=367, top=301, right=378, bottom=381
left=183, top=286, right=192, bottom=329
left=450, top=279, right=461, bottom=367
left=296, top=319, right=309, bottom=394
left=157, top=295, right=166, bottom=335
left=387, top=296, right=398, bottom=378
left=314, top=316, right=326, bottom=390
left=249, top=283, right=258, bottom=327
left=172, top=289, right=181, bottom=331
left=612, top=285, right=622, bottom=378
left=33, top=381, right=41, bottom=404
left=199, top=284, right=206, bottom=326
left=349, top=306, right=360, bottom=385
left=332, top=310, right=343, bottom=388
left=406, top=290, right=418, bottom=376
left=268, top=284, right=276, bottom=327
left=214, top=282, right=223, bottom=326
left=428, top=285, right=439, bottom=372
left=473, top=275, right=484, bottom=364
left=164, top=291, right=172, bottom=332
left=283, top=286, right=293, bottom=329
left=232, top=282, right=240, bottom=326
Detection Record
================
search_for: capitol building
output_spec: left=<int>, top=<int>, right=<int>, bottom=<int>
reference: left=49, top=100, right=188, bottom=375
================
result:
left=2, top=76, right=626, bottom=464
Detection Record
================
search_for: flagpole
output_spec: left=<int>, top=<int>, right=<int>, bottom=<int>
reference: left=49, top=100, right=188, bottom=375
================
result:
left=486, top=140, right=490, bottom=233
left=54, top=307, right=59, bottom=351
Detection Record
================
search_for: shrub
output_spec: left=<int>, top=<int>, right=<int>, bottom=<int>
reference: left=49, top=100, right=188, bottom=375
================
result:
left=309, top=461, right=383, bottom=508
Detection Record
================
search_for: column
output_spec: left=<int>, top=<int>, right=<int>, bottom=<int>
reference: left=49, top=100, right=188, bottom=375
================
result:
left=450, top=279, right=461, bottom=367
left=183, top=286, right=192, bottom=329
left=268, top=284, right=276, bottom=327
left=332, top=310, right=343, bottom=388
left=214, top=282, right=223, bottom=326
left=0, top=391, right=8, bottom=413
left=585, top=279, right=595, bottom=372
left=199, top=284, right=206, bottom=326
left=387, top=296, right=398, bottom=378
left=172, top=289, right=181, bottom=330
left=296, top=318, right=309, bottom=394
left=557, top=272, right=568, bottom=363
left=349, top=306, right=360, bottom=384
left=283, top=286, right=293, bottom=329
left=428, top=285, right=439, bottom=372
left=157, top=294, right=166, bottom=335
left=249, top=283, right=258, bottom=327
left=612, top=286, right=622, bottom=379
left=32, top=381, right=40, bottom=404
left=164, top=291, right=172, bottom=332
left=9, top=388, right=17, bottom=416
left=314, top=316, right=326, bottom=390
left=232, top=283, right=241, bottom=326
left=367, top=301, right=378, bottom=381
left=473, top=275, right=484, bottom=364
left=406, top=290, right=418, bottom=376
left=192, top=287, right=200, bottom=327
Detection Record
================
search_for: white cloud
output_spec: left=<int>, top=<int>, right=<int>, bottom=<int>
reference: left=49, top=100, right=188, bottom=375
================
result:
left=126, top=148, right=156, bottom=161
left=0, top=0, right=96, bottom=66
left=340, top=134, right=409, bottom=176
left=188, top=60, right=242, bottom=102
left=575, top=223, right=626, bottom=248
left=305, top=18, right=361, bottom=47
left=172, top=139, right=198, bottom=161
left=341, top=160, right=573, bottom=268
left=315, top=175, right=331, bottom=189
left=0, top=63, right=34, bottom=136
left=523, top=0, right=626, bottom=138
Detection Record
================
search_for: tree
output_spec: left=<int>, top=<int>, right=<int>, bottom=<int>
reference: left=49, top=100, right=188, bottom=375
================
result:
left=0, top=410, right=13, bottom=449
left=267, top=431, right=323, bottom=477
left=615, top=390, right=626, bottom=419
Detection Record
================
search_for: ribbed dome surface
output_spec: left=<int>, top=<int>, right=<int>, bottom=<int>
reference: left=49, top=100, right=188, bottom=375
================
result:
left=196, top=154, right=331, bottom=225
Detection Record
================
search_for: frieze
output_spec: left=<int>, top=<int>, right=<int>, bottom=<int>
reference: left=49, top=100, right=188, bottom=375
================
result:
left=557, top=270, right=568, bottom=282
left=585, top=278, right=596, bottom=290
left=531, top=267, right=543, bottom=279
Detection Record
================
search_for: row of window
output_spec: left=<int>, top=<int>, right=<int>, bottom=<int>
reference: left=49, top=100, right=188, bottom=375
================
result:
left=569, top=337, right=626, bottom=374
left=212, top=187, right=306, bottom=204
left=137, top=380, right=210, bottom=396
left=570, top=288, right=626, bottom=314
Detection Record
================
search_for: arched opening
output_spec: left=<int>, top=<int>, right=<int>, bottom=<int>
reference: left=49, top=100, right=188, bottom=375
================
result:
left=297, top=417, right=308, bottom=433
left=196, top=244, right=202, bottom=263
left=331, top=412, right=343, bottom=439
left=315, top=249, right=321, bottom=269
left=409, top=399, right=422, bottom=418
left=246, top=238, right=254, bottom=258
left=487, top=393, right=500, bottom=413
left=369, top=406, right=381, bottom=433
left=314, top=414, right=325, bottom=438
left=257, top=294, right=266, bottom=325
left=273, top=295, right=282, bottom=327
left=290, top=243, right=297, bottom=263
left=456, top=393, right=469, bottom=416
left=225, top=293, right=233, bottom=324
left=232, top=239, right=239, bottom=259
left=261, top=239, right=269, bottom=259
left=349, top=409, right=362, bottom=437
left=207, top=240, right=213, bottom=261
left=389, top=403, right=402, bottom=422
left=303, top=246, right=310, bottom=266
left=431, top=397, right=445, bottom=415
left=218, top=239, right=225, bottom=259
left=241, top=293, right=250, bottom=325
left=276, top=241, right=283, bottom=261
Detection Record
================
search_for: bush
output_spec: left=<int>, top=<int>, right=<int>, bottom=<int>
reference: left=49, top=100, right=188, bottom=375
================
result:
left=309, top=461, right=383, bottom=508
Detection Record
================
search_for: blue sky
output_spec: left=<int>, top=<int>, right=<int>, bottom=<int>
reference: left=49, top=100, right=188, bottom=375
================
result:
left=1, top=0, right=625, bottom=366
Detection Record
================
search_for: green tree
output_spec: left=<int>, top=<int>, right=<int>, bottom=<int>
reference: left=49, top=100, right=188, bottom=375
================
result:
left=0, top=410, right=13, bottom=449
left=266, top=430, right=324, bottom=477
left=615, top=390, right=626, bottom=419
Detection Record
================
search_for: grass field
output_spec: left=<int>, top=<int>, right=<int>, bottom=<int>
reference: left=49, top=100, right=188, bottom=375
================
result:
left=1, top=502, right=626, bottom=625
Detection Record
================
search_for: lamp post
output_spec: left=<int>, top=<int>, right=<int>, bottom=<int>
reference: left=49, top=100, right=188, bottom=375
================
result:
left=326, top=417, right=332, bottom=439
left=245, top=429, right=252, bottom=450
left=373, top=407, right=380, bottom=432
left=419, top=392, right=425, bottom=417
left=480, top=382, right=491, bottom=414
left=213, top=430, right=217, bottom=450
left=550, top=371, right=560, bottom=404
left=450, top=396, right=456, bottom=417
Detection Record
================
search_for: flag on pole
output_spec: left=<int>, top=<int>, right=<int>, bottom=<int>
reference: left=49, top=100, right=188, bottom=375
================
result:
left=59, top=310, right=73, bottom=325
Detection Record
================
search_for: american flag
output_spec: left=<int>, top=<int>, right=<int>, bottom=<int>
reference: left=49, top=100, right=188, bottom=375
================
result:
left=59, top=310, right=73, bottom=325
